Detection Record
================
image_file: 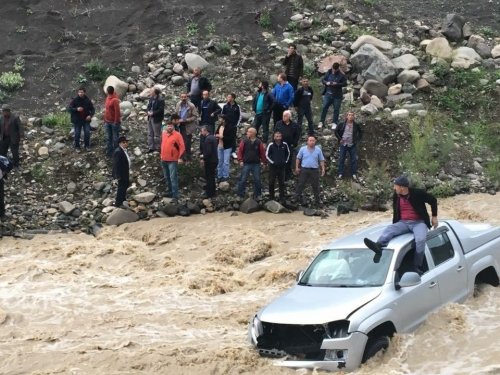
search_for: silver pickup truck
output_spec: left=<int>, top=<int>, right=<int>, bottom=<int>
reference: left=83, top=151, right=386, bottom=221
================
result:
left=249, top=220, right=500, bottom=371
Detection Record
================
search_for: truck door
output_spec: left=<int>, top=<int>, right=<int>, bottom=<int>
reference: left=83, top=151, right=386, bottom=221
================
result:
left=427, top=229, right=468, bottom=304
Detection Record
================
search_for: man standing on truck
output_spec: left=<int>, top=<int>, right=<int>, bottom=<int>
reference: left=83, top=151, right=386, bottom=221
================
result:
left=364, top=175, right=438, bottom=273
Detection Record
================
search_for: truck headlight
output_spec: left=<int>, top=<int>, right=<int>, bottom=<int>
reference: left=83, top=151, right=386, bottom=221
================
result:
left=250, top=315, right=263, bottom=344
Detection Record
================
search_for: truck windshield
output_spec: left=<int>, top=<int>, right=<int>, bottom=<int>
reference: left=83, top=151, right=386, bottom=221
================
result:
left=299, top=249, right=393, bottom=287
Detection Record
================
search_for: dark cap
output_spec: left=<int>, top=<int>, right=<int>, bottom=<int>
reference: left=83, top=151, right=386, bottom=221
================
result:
left=1, top=104, right=11, bottom=111
left=394, top=175, right=410, bottom=187
left=118, top=136, right=129, bottom=143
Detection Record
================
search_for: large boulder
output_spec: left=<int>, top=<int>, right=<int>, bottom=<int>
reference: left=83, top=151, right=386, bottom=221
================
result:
left=58, top=201, right=76, bottom=215
left=362, top=80, right=388, bottom=98
left=350, top=35, right=393, bottom=52
left=351, top=44, right=397, bottom=85
left=240, top=198, right=260, bottom=214
left=106, top=208, right=139, bottom=226
left=441, top=13, right=465, bottom=42
left=492, top=45, right=500, bottom=59
left=386, top=93, right=413, bottom=107
left=264, top=200, right=290, bottom=214
left=361, top=103, right=379, bottom=115
left=425, top=38, right=453, bottom=60
left=451, top=47, right=482, bottom=69
left=391, top=54, right=420, bottom=71
left=184, top=53, right=209, bottom=71
left=133, top=192, right=156, bottom=204
left=467, top=35, right=492, bottom=59
left=171, top=75, right=186, bottom=86
left=391, top=109, right=410, bottom=119
left=397, top=70, right=420, bottom=84
left=318, top=54, right=348, bottom=73
left=103, top=75, right=128, bottom=98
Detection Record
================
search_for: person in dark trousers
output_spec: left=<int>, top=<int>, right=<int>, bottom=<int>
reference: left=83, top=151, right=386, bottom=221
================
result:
left=104, top=86, right=121, bottom=157
left=335, top=111, right=363, bottom=180
left=67, top=87, right=95, bottom=152
left=199, top=125, right=218, bottom=198
left=0, top=105, right=23, bottom=167
left=364, top=176, right=438, bottom=274
left=236, top=127, right=267, bottom=199
left=215, top=115, right=234, bottom=182
left=160, top=120, right=185, bottom=199
left=146, top=87, right=165, bottom=153
left=265, top=131, right=290, bottom=202
left=186, top=67, right=212, bottom=111
left=175, top=92, right=198, bottom=162
left=319, top=62, right=347, bottom=129
left=271, top=73, right=295, bottom=125
left=221, top=93, right=241, bottom=158
left=283, top=43, right=304, bottom=90
left=294, top=78, right=314, bottom=136
left=294, top=135, right=326, bottom=207
left=274, top=110, right=300, bottom=180
left=112, top=136, right=131, bottom=208
left=199, top=90, right=221, bottom=134
left=0, top=155, right=13, bottom=226
left=252, top=81, right=274, bottom=143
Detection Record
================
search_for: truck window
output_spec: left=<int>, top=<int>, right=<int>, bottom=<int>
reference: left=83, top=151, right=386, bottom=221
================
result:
left=427, top=232, right=454, bottom=266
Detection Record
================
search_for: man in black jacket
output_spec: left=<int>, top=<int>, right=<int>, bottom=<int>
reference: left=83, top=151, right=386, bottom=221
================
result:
left=199, top=126, right=218, bottom=198
left=146, top=87, right=165, bottom=153
left=274, top=110, right=300, bottom=180
left=68, top=87, right=95, bottom=152
left=199, top=90, right=221, bottom=134
left=283, top=44, right=304, bottom=90
left=0, top=104, right=24, bottom=167
left=364, top=176, right=438, bottom=273
left=252, top=81, right=274, bottom=143
left=265, top=131, right=290, bottom=201
left=112, top=136, right=131, bottom=208
left=319, top=62, right=347, bottom=129
left=221, top=93, right=241, bottom=158
left=334, top=111, right=362, bottom=180
left=294, top=78, right=314, bottom=136
left=186, top=67, right=212, bottom=111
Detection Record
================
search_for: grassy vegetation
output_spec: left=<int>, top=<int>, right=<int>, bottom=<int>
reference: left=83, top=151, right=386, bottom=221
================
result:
left=186, top=22, right=198, bottom=37
left=217, top=41, right=231, bottom=56
left=258, top=8, right=272, bottom=29
left=30, top=164, right=47, bottom=183
left=206, top=22, right=216, bottom=35
left=42, top=112, right=72, bottom=131
left=430, top=182, right=456, bottom=198
left=84, top=59, right=123, bottom=82
left=0, top=72, right=24, bottom=91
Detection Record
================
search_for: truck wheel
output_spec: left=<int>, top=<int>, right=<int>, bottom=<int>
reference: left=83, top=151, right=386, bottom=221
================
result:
left=361, top=336, right=389, bottom=363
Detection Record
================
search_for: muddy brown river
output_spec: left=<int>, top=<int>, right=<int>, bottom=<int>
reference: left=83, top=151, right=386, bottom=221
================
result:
left=0, top=193, right=499, bottom=374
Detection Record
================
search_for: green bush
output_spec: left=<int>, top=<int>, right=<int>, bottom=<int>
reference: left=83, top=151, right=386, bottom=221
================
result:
left=217, top=41, right=231, bottom=56
left=13, top=57, right=25, bottom=72
left=206, top=22, right=216, bottom=35
left=84, top=59, right=109, bottom=82
left=43, top=112, right=72, bottom=131
left=0, top=72, right=24, bottom=91
left=186, top=22, right=198, bottom=37
left=258, top=8, right=272, bottom=29
left=430, top=182, right=455, bottom=198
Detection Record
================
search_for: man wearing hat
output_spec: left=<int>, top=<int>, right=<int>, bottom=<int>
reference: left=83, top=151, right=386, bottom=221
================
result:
left=0, top=104, right=23, bottom=167
left=364, top=175, right=438, bottom=274
left=112, top=136, right=131, bottom=207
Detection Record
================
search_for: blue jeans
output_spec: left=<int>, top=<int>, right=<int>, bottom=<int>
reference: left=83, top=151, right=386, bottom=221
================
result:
left=378, top=221, right=428, bottom=268
left=338, top=144, right=358, bottom=176
left=161, top=161, right=179, bottom=198
left=320, top=95, right=343, bottom=125
left=74, top=122, right=91, bottom=149
left=105, top=122, right=121, bottom=156
left=217, top=147, right=232, bottom=179
left=237, top=163, right=262, bottom=198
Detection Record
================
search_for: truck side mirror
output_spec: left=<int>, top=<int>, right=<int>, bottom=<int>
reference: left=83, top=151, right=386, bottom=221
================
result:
left=397, top=272, right=421, bottom=288
left=296, top=270, right=303, bottom=282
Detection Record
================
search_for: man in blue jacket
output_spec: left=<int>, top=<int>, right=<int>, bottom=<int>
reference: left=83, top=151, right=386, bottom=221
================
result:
left=271, top=73, right=294, bottom=126
left=319, top=63, right=347, bottom=129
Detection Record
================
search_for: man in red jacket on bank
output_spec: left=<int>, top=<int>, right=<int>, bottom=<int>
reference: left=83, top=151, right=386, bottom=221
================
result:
left=104, top=86, right=121, bottom=157
left=161, top=114, right=185, bottom=200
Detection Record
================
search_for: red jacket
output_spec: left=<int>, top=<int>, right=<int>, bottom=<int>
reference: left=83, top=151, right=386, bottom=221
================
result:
left=161, top=130, right=185, bottom=161
left=104, top=93, right=121, bottom=124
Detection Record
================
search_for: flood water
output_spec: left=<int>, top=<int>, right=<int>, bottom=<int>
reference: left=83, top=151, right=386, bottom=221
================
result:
left=0, top=193, right=499, bottom=374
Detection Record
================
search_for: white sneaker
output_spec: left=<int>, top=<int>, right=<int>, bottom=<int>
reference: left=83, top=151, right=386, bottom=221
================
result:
left=231, top=152, right=237, bottom=159
left=352, top=174, right=358, bottom=181
left=331, top=123, right=337, bottom=130
left=317, top=122, right=323, bottom=129
left=337, top=174, right=343, bottom=179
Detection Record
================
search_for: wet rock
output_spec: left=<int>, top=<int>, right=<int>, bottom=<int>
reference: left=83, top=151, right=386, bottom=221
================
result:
left=351, top=44, right=397, bottom=84
left=106, top=208, right=139, bottom=225
left=177, top=205, right=190, bottom=216
left=187, top=201, right=201, bottom=214
left=240, top=198, right=260, bottom=214
left=441, top=13, right=465, bottom=42
left=391, top=54, right=420, bottom=71
left=133, top=192, right=156, bottom=203
left=58, top=201, right=76, bottom=215
left=264, top=200, right=290, bottom=214
left=351, top=35, right=393, bottom=52
left=103, top=75, right=129, bottom=98
left=303, top=208, right=320, bottom=216
left=162, top=204, right=179, bottom=217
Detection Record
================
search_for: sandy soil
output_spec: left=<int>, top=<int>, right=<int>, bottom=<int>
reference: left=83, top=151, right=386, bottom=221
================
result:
left=0, top=193, right=499, bottom=374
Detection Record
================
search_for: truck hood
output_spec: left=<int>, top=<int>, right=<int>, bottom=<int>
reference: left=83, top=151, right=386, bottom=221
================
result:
left=259, top=285, right=382, bottom=325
